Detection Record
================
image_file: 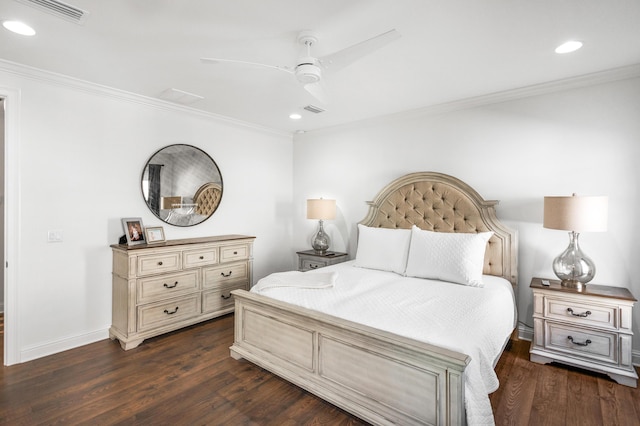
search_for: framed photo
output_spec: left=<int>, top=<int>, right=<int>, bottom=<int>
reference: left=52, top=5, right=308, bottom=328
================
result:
left=145, top=226, right=166, bottom=244
left=121, top=217, right=146, bottom=246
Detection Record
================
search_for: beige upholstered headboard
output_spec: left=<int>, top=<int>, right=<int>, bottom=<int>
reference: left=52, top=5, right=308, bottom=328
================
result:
left=359, top=172, right=518, bottom=288
left=193, top=182, right=222, bottom=216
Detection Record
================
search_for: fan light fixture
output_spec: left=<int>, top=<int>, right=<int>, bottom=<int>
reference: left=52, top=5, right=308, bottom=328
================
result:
left=555, top=40, right=583, bottom=54
left=2, top=20, right=36, bottom=36
left=543, top=194, right=608, bottom=291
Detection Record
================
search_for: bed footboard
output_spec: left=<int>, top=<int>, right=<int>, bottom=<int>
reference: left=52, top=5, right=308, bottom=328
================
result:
left=230, top=290, right=470, bottom=426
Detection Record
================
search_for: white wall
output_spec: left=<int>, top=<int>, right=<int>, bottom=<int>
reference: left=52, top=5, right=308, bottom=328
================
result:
left=1, top=63, right=294, bottom=363
left=293, top=76, right=640, bottom=353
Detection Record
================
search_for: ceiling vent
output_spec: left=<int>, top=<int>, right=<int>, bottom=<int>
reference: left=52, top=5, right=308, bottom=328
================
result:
left=303, top=104, right=325, bottom=114
left=159, top=88, right=204, bottom=105
left=15, top=0, right=89, bottom=24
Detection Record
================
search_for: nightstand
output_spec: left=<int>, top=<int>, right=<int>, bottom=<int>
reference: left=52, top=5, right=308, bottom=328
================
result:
left=296, top=250, right=349, bottom=272
left=529, top=277, right=638, bottom=387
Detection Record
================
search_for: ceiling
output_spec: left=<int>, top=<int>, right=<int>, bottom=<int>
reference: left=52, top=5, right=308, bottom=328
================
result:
left=1, top=0, right=639, bottom=134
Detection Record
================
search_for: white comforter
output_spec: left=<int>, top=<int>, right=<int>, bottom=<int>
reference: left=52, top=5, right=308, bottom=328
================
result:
left=252, top=261, right=516, bottom=426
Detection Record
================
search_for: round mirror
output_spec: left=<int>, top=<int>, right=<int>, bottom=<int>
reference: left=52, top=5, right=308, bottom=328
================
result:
left=141, top=144, right=223, bottom=227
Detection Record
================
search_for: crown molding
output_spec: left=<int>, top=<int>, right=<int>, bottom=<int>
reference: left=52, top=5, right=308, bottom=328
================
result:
left=0, top=59, right=291, bottom=138
left=305, top=63, right=640, bottom=136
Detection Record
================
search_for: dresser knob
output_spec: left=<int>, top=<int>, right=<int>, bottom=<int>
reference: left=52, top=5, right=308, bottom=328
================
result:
left=310, top=264, right=319, bottom=269
left=233, top=251, right=238, bottom=255
left=164, top=307, right=179, bottom=315
left=221, top=293, right=232, bottom=300
left=163, top=282, right=178, bottom=289
left=158, top=261, right=163, bottom=266
left=221, top=271, right=233, bottom=277
left=199, top=256, right=204, bottom=260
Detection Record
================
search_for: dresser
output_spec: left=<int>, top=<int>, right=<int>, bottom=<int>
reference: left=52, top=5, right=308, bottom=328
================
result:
left=296, top=250, right=349, bottom=271
left=110, top=235, right=255, bottom=350
left=530, top=277, right=638, bottom=387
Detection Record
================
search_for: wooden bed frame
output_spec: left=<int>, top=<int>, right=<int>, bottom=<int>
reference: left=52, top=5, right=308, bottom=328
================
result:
left=230, top=172, right=518, bottom=425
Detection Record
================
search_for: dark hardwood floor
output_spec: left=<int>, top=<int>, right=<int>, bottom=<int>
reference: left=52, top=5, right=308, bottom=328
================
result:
left=1, top=313, right=639, bottom=425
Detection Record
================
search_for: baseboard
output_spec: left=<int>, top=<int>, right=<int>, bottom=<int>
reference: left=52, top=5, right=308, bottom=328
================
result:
left=19, top=327, right=110, bottom=363
left=518, top=323, right=640, bottom=367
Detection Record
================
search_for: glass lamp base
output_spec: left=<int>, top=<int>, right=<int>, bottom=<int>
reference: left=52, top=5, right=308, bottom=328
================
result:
left=553, top=231, right=595, bottom=292
left=311, top=220, right=330, bottom=254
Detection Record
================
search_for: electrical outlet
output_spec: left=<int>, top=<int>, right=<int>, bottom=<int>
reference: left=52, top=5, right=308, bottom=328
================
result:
left=47, top=230, right=63, bottom=242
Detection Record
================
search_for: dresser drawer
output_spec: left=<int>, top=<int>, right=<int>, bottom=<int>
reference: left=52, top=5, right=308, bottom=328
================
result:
left=137, top=294, right=201, bottom=332
left=203, top=262, right=248, bottom=288
left=137, top=252, right=181, bottom=276
left=202, top=282, right=247, bottom=314
left=545, top=322, right=617, bottom=364
left=545, top=296, right=617, bottom=330
left=220, top=244, right=250, bottom=262
left=137, top=271, right=199, bottom=303
left=183, top=248, right=218, bottom=269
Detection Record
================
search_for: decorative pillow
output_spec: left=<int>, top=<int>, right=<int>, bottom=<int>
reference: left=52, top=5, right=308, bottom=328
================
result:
left=354, top=224, right=412, bottom=275
left=405, top=225, right=493, bottom=287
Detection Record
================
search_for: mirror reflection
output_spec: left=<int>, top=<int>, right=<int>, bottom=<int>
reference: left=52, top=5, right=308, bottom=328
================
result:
left=141, top=144, right=223, bottom=227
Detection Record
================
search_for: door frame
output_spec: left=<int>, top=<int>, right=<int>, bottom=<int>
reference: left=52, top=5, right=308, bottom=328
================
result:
left=2, top=86, right=21, bottom=365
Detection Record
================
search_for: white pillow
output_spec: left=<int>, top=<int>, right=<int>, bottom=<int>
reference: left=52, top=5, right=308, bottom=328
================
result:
left=405, top=225, right=493, bottom=287
left=354, top=224, right=412, bottom=274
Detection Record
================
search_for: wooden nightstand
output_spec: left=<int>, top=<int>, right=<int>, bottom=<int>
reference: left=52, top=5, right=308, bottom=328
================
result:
left=296, top=250, right=349, bottom=272
left=529, top=277, right=638, bottom=387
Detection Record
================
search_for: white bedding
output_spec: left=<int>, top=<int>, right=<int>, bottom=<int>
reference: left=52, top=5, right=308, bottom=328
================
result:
left=252, top=261, right=516, bottom=426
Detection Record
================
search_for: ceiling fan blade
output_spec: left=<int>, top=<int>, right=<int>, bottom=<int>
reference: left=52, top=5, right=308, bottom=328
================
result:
left=200, top=57, right=293, bottom=75
left=317, top=29, right=401, bottom=72
left=303, top=81, right=328, bottom=105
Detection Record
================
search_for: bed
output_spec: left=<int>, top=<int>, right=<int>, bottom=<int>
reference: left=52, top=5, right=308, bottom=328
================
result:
left=230, top=172, right=518, bottom=425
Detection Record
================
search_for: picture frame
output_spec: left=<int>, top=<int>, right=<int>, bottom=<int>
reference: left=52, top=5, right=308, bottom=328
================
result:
left=145, top=226, right=166, bottom=244
left=121, top=217, right=146, bottom=246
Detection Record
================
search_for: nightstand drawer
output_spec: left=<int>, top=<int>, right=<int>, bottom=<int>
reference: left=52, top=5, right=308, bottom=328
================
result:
left=545, top=322, right=617, bottom=364
left=301, top=258, right=328, bottom=270
left=545, top=297, right=617, bottom=330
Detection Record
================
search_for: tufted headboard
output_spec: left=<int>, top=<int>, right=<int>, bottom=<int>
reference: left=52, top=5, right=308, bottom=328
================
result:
left=193, top=182, right=222, bottom=216
left=359, top=172, right=517, bottom=288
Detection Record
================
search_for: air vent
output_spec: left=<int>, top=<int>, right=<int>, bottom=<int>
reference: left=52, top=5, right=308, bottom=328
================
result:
left=303, top=104, right=325, bottom=114
left=15, top=0, right=89, bottom=24
left=159, top=88, right=204, bottom=105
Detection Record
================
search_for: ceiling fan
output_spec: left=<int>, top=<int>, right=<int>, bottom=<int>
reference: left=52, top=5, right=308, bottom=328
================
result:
left=200, top=29, right=401, bottom=105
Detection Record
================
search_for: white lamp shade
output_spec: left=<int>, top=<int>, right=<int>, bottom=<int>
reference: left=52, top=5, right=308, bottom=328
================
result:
left=307, top=199, right=336, bottom=220
left=543, top=195, right=608, bottom=232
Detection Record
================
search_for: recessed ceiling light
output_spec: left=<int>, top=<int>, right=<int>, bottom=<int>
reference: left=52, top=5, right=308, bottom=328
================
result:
left=289, top=113, right=302, bottom=120
left=2, top=20, right=36, bottom=36
left=555, top=40, right=583, bottom=54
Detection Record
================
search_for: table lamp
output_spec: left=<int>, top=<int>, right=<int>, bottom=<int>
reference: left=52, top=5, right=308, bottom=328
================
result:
left=543, top=194, right=608, bottom=291
left=306, top=198, right=336, bottom=254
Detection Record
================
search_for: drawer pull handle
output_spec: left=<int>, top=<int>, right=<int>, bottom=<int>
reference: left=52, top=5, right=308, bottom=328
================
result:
left=158, top=261, right=163, bottom=266
left=310, top=264, right=319, bottom=269
left=164, top=307, right=179, bottom=315
left=221, top=271, right=233, bottom=277
left=567, top=308, right=591, bottom=318
left=233, top=251, right=238, bottom=255
left=199, top=256, right=204, bottom=260
left=221, top=293, right=232, bottom=300
left=567, top=336, right=592, bottom=347
left=163, top=282, right=178, bottom=289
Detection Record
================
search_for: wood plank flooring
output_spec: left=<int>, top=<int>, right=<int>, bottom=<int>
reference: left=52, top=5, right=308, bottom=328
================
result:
left=1, top=314, right=639, bottom=425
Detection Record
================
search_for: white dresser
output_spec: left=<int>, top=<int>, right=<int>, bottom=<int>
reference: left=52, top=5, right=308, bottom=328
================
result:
left=530, top=277, right=638, bottom=387
left=110, top=235, right=255, bottom=350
